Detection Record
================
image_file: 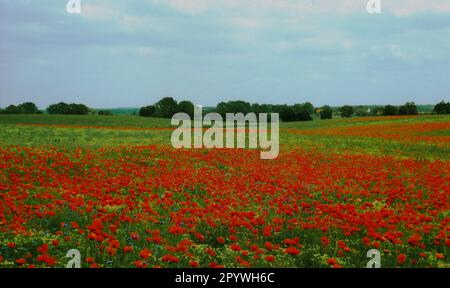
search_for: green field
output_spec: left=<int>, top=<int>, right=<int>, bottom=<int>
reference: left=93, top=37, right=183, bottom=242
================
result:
left=0, top=114, right=449, bottom=159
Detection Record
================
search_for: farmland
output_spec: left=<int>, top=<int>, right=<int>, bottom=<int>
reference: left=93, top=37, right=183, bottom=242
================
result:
left=0, top=114, right=449, bottom=268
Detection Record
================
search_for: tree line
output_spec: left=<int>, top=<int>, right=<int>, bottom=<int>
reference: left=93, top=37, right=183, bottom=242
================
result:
left=1, top=99, right=449, bottom=120
left=138, top=97, right=450, bottom=122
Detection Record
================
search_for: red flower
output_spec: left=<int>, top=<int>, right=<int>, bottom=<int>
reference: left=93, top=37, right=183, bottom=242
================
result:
left=86, top=257, right=95, bottom=263
left=37, top=244, right=49, bottom=254
left=327, top=258, right=337, bottom=266
left=265, top=255, right=276, bottom=262
left=230, top=243, right=242, bottom=252
left=189, top=260, right=199, bottom=268
left=265, top=241, right=273, bottom=251
left=285, top=247, right=300, bottom=256
left=139, top=248, right=152, bottom=259
left=16, top=258, right=26, bottom=265
left=397, top=254, right=407, bottom=265
left=123, top=246, right=133, bottom=253
left=110, top=239, right=120, bottom=249
left=320, top=236, right=330, bottom=247
left=162, top=254, right=179, bottom=263
left=135, top=260, right=148, bottom=268
left=216, top=236, right=225, bottom=245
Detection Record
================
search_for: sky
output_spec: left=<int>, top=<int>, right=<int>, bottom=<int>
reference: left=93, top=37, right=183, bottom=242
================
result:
left=0, top=0, right=449, bottom=109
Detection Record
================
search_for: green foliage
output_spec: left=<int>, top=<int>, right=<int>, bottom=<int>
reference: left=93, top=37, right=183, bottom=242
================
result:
left=139, top=105, right=156, bottom=117
left=153, top=97, right=178, bottom=118
left=398, top=102, right=418, bottom=116
left=340, top=105, right=354, bottom=118
left=97, top=110, right=113, bottom=116
left=47, top=102, right=89, bottom=115
left=320, top=106, right=333, bottom=120
left=0, top=102, right=40, bottom=114
left=433, top=101, right=450, bottom=114
left=383, top=105, right=398, bottom=116
left=177, top=100, right=195, bottom=118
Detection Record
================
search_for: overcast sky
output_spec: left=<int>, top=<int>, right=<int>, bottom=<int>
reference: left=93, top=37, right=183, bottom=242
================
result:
left=1, top=0, right=449, bottom=108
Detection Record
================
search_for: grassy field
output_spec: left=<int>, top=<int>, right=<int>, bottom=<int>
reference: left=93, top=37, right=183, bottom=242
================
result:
left=0, top=114, right=449, bottom=268
left=0, top=114, right=449, bottom=159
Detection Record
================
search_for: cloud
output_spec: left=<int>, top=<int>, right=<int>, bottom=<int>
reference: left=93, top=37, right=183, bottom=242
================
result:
left=1, top=0, right=449, bottom=108
left=152, top=0, right=450, bottom=16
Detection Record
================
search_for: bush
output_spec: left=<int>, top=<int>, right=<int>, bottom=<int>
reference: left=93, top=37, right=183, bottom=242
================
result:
left=398, top=102, right=418, bottom=116
left=0, top=102, right=40, bottom=114
left=340, top=105, right=354, bottom=118
left=98, top=110, right=113, bottom=116
left=47, top=102, right=89, bottom=115
left=139, top=105, right=156, bottom=117
left=177, top=100, right=195, bottom=118
left=383, top=105, right=398, bottom=116
left=320, top=106, right=333, bottom=120
left=154, top=97, right=178, bottom=118
left=433, top=101, right=450, bottom=114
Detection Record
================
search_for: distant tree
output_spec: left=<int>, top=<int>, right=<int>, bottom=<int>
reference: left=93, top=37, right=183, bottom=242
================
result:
left=433, top=101, right=450, bottom=114
left=370, top=106, right=384, bottom=116
left=383, top=105, right=398, bottom=116
left=98, top=110, right=113, bottom=116
left=303, top=102, right=315, bottom=115
left=278, top=105, right=296, bottom=122
left=47, top=102, right=89, bottom=115
left=139, top=105, right=156, bottom=117
left=177, top=100, right=195, bottom=118
left=354, top=106, right=369, bottom=117
left=251, top=103, right=264, bottom=114
left=47, top=102, right=69, bottom=114
left=4, top=105, right=24, bottom=114
left=398, top=102, right=418, bottom=115
left=340, top=105, right=354, bottom=118
left=154, top=97, right=178, bottom=118
left=17, top=102, right=39, bottom=114
left=320, top=105, right=333, bottom=119
left=292, top=104, right=313, bottom=121
left=215, top=101, right=252, bottom=117
left=68, top=103, right=89, bottom=115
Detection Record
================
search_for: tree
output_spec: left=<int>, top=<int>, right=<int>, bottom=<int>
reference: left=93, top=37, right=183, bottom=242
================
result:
left=47, top=102, right=70, bottom=114
left=177, top=100, right=195, bottom=118
left=320, top=106, right=333, bottom=119
left=383, top=105, right=398, bottom=116
left=17, top=102, right=39, bottom=114
left=278, top=105, right=296, bottom=122
left=398, top=102, right=418, bottom=115
left=139, top=105, right=156, bottom=117
left=215, top=101, right=252, bottom=117
left=354, top=106, right=369, bottom=117
left=370, top=106, right=384, bottom=116
left=47, top=102, right=89, bottom=115
left=98, top=110, right=113, bottom=116
left=292, top=104, right=313, bottom=121
left=4, top=105, right=24, bottom=114
left=154, top=97, right=178, bottom=118
left=303, top=102, right=315, bottom=115
left=433, top=101, right=450, bottom=114
left=68, top=103, right=89, bottom=115
left=340, top=105, right=354, bottom=118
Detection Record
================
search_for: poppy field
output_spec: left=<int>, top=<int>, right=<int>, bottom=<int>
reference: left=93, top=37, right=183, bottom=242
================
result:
left=0, top=115, right=449, bottom=268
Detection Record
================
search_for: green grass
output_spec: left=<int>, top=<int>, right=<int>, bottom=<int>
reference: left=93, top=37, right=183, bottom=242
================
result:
left=1, top=114, right=449, bottom=160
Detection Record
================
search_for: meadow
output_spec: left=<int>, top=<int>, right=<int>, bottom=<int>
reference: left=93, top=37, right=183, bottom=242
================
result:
left=0, top=114, right=449, bottom=268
